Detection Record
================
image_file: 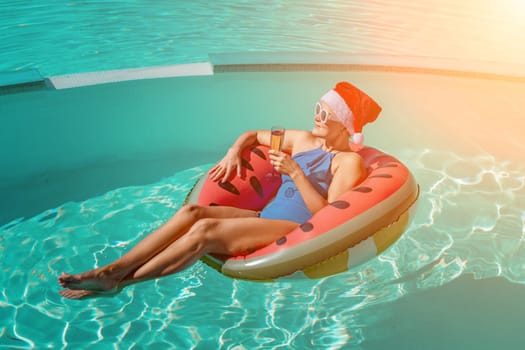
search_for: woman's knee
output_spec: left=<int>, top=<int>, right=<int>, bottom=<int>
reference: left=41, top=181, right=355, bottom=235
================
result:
left=186, top=218, right=220, bottom=242
left=177, top=204, right=204, bottom=221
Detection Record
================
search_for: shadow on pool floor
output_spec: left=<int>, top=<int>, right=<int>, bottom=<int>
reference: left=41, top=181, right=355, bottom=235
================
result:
left=362, top=275, right=525, bottom=349
left=0, top=150, right=216, bottom=226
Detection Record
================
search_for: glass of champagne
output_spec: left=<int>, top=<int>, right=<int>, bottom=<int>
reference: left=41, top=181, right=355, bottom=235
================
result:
left=269, top=126, right=285, bottom=178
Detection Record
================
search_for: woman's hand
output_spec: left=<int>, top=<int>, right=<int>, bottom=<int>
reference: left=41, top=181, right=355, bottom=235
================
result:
left=268, top=150, right=302, bottom=178
left=208, top=148, right=242, bottom=182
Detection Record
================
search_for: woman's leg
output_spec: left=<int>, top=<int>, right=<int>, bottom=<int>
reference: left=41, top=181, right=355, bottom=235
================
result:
left=59, top=217, right=297, bottom=299
left=58, top=204, right=257, bottom=292
left=128, top=217, right=298, bottom=281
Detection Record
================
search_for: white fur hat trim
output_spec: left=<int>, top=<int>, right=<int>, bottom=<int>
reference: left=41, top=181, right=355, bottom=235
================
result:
left=320, top=90, right=354, bottom=135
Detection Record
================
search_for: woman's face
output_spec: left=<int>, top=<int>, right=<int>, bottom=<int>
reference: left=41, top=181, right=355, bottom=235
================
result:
left=312, top=101, right=346, bottom=137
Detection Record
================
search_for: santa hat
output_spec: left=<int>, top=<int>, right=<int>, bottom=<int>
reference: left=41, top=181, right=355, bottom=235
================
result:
left=321, top=81, right=382, bottom=148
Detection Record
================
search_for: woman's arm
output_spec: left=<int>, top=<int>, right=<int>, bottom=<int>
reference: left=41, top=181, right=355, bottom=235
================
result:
left=209, top=129, right=305, bottom=182
left=326, top=153, right=366, bottom=202
left=269, top=151, right=365, bottom=215
left=256, top=129, right=306, bottom=154
left=208, top=130, right=259, bottom=182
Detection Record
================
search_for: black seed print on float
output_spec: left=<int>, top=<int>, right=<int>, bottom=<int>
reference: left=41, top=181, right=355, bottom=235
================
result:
left=250, top=176, right=264, bottom=198
left=353, top=187, right=373, bottom=193
left=300, top=222, right=314, bottom=232
left=330, top=201, right=350, bottom=209
left=241, top=158, right=254, bottom=171
left=218, top=181, right=240, bottom=195
left=369, top=174, right=393, bottom=179
left=378, top=163, right=398, bottom=168
left=276, top=237, right=287, bottom=245
left=251, top=147, right=267, bottom=160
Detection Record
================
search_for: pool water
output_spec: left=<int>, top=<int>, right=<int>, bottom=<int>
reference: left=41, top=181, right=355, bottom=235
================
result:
left=2, top=0, right=525, bottom=348
left=2, top=0, right=525, bottom=77
left=4, top=155, right=521, bottom=348
left=2, top=141, right=524, bottom=348
left=2, top=69, right=525, bottom=348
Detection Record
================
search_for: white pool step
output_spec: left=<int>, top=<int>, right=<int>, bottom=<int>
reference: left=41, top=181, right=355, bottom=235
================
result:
left=48, top=62, right=214, bottom=89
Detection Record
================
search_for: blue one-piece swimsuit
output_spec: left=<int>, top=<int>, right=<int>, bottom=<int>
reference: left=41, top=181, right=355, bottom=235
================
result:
left=259, top=146, right=336, bottom=224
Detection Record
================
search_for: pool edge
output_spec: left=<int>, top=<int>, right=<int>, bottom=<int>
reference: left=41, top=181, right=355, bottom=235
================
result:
left=7, top=52, right=525, bottom=92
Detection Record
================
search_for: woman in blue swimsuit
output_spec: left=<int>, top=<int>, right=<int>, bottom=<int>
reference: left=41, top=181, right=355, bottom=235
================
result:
left=58, top=81, right=381, bottom=298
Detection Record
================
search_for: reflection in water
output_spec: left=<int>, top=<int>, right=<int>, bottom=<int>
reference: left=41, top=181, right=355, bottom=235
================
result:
left=403, top=148, right=525, bottom=285
left=1, top=145, right=524, bottom=347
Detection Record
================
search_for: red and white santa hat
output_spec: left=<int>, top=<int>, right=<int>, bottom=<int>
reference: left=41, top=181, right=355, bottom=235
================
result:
left=321, top=81, right=382, bottom=148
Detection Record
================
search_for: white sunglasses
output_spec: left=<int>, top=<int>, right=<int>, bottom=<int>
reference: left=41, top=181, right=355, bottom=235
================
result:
left=315, top=102, right=337, bottom=123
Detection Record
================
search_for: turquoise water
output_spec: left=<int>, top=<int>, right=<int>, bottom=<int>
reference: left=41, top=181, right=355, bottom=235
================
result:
left=1, top=0, right=525, bottom=76
left=2, top=70, right=525, bottom=348
left=2, top=143, right=524, bottom=348
left=2, top=0, right=525, bottom=348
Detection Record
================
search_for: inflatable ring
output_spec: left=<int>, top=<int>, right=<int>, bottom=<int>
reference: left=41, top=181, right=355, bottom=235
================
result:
left=185, top=145, right=419, bottom=280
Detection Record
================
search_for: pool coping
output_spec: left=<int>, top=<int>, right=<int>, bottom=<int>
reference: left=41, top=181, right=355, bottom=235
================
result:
left=4, top=52, right=525, bottom=92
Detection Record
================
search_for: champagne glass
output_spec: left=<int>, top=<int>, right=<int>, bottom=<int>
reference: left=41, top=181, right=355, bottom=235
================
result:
left=269, top=126, right=285, bottom=178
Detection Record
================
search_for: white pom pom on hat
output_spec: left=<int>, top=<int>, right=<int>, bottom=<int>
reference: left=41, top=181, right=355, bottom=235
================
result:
left=320, top=82, right=382, bottom=148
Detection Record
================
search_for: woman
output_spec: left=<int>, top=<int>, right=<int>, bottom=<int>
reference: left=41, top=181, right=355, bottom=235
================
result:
left=58, top=81, right=381, bottom=299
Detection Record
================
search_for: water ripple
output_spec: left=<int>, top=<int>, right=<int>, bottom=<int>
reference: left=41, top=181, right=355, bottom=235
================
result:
left=1, top=148, right=524, bottom=347
left=1, top=1, right=525, bottom=76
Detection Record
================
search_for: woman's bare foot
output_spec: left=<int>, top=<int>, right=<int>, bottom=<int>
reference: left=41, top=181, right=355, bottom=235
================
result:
left=58, top=266, right=123, bottom=292
left=59, top=287, right=121, bottom=299
left=59, top=289, right=95, bottom=299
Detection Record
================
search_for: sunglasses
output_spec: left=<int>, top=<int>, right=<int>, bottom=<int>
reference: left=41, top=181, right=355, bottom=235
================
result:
left=315, top=102, right=337, bottom=124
